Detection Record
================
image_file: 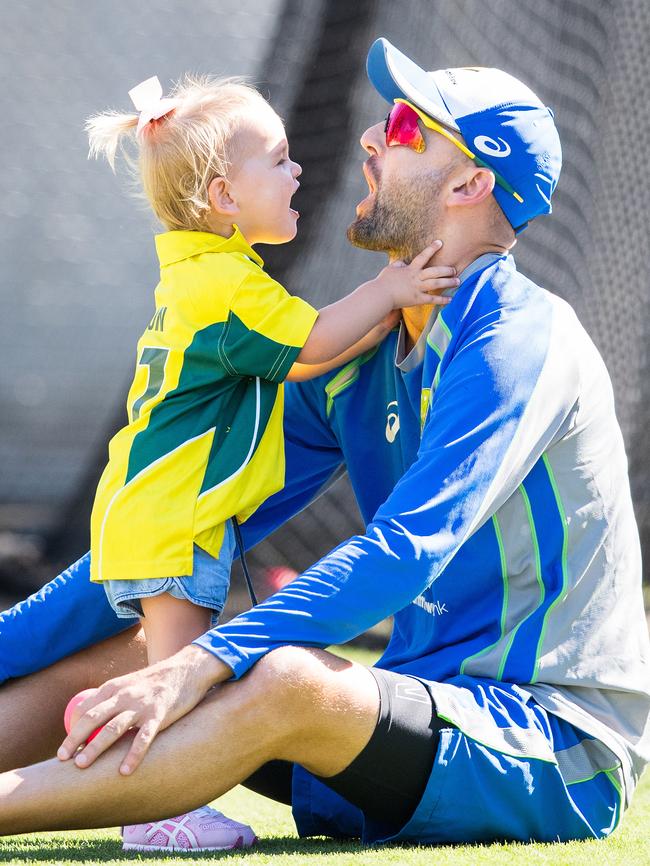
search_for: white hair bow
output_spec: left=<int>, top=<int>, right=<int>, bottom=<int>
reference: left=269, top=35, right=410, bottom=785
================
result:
left=128, top=76, right=178, bottom=136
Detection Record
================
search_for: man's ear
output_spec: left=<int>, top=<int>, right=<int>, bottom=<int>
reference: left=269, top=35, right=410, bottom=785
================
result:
left=448, top=167, right=496, bottom=208
left=208, top=177, right=239, bottom=217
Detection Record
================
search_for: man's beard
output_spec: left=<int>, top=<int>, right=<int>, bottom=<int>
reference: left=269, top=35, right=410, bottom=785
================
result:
left=347, top=166, right=450, bottom=262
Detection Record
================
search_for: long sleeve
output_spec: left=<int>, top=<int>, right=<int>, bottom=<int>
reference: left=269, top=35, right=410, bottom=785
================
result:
left=0, top=553, right=132, bottom=682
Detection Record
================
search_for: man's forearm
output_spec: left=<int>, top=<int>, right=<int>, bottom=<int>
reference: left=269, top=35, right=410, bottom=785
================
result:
left=182, top=644, right=233, bottom=692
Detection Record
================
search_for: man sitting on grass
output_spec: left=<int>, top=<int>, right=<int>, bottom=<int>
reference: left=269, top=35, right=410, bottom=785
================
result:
left=0, top=38, right=648, bottom=846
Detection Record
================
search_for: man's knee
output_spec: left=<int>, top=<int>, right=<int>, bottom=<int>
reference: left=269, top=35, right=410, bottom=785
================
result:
left=240, top=646, right=358, bottom=729
left=247, top=646, right=340, bottom=703
left=243, top=646, right=375, bottom=729
left=241, top=647, right=380, bottom=775
left=213, top=647, right=333, bottom=757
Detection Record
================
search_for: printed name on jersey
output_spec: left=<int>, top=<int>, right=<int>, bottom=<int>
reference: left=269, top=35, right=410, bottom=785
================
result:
left=147, top=306, right=168, bottom=332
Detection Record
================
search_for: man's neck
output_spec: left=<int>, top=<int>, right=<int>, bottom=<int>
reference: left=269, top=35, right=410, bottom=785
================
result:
left=397, top=239, right=511, bottom=349
left=401, top=304, right=437, bottom=350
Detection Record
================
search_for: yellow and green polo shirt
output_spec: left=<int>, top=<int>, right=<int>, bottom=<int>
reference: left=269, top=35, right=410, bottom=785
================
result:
left=90, top=226, right=319, bottom=582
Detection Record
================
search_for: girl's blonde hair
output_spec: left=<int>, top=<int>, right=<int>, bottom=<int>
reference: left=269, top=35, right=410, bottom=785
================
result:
left=86, top=74, right=270, bottom=231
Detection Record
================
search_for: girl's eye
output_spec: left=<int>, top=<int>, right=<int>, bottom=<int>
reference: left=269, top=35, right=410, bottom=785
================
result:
left=277, top=157, right=287, bottom=165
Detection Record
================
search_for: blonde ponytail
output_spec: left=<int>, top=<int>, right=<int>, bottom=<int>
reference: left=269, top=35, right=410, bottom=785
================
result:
left=86, top=111, right=139, bottom=171
left=85, top=75, right=272, bottom=231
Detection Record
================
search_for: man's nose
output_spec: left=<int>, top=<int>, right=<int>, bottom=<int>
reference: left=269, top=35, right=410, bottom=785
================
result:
left=292, top=160, right=302, bottom=179
left=360, top=121, right=385, bottom=155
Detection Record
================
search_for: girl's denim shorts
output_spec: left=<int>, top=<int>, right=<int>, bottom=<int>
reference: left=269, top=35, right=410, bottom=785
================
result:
left=102, top=522, right=235, bottom=627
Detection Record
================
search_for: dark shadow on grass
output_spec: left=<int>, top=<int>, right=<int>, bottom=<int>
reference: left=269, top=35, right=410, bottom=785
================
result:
left=0, top=835, right=427, bottom=861
left=0, top=839, right=123, bottom=863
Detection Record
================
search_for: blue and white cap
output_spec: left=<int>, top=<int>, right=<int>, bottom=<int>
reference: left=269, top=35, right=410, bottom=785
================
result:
left=367, top=37, right=562, bottom=232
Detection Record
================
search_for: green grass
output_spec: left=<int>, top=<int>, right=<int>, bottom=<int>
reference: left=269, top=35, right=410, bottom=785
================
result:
left=1, top=647, right=648, bottom=865
left=1, top=776, right=648, bottom=865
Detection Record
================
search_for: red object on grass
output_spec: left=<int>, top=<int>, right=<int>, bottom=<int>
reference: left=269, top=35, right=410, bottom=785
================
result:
left=266, top=565, right=299, bottom=591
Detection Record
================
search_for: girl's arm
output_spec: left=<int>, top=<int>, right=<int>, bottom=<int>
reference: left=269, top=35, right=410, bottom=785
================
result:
left=287, top=244, right=457, bottom=382
left=294, top=244, right=456, bottom=367
left=286, top=311, right=400, bottom=382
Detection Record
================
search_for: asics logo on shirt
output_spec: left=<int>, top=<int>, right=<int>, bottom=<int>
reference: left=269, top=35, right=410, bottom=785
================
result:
left=386, top=401, right=400, bottom=443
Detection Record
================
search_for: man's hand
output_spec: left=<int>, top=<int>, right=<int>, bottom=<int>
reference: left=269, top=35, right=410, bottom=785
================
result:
left=57, top=644, right=230, bottom=775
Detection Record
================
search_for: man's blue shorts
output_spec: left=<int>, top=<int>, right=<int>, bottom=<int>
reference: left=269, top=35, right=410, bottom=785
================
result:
left=293, top=674, right=624, bottom=845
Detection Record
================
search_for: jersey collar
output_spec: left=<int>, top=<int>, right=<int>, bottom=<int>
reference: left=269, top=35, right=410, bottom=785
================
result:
left=396, top=252, right=506, bottom=371
left=155, top=224, right=264, bottom=268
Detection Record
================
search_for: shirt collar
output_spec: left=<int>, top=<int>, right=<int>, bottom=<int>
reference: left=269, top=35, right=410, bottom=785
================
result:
left=155, top=224, right=264, bottom=268
left=395, top=252, right=507, bottom=370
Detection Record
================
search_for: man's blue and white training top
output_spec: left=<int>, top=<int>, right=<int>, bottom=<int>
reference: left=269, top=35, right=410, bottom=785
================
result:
left=193, top=253, right=650, bottom=803
left=1, top=253, right=648, bottom=809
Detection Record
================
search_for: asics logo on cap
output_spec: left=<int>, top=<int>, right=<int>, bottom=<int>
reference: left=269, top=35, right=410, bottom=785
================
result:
left=473, top=135, right=512, bottom=158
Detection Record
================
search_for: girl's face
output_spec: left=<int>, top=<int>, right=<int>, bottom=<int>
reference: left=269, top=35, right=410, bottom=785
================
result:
left=225, top=107, right=302, bottom=245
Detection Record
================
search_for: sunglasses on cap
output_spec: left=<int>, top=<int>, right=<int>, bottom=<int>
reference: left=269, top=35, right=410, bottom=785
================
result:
left=384, top=99, right=524, bottom=204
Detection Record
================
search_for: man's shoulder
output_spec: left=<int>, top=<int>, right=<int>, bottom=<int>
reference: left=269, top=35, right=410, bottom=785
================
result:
left=445, top=257, right=594, bottom=398
left=474, top=256, right=548, bottom=309
left=491, top=261, right=593, bottom=359
left=444, top=256, right=547, bottom=343
left=458, top=256, right=585, bottom=340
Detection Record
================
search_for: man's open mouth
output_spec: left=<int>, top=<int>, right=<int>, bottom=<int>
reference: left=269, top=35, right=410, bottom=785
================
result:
left=356, top=162, right=380, bottom=213
left=363, top=160, right=378, bottom=194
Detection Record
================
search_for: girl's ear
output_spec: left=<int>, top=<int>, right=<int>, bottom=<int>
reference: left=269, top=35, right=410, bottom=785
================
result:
left=208, top=177, right=239, bottom=217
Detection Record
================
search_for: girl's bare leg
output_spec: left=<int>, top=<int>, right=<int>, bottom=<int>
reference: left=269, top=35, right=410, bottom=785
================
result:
left=140, top=594, right=212, bottom=664
left=0, top=625, right=146, bottom=772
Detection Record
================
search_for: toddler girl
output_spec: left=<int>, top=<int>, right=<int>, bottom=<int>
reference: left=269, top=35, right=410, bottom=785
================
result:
left=85, top=73, right=457, bottom=853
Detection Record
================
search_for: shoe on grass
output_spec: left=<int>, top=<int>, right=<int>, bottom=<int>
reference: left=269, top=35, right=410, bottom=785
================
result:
left=121, top=804, right=258, bottom=852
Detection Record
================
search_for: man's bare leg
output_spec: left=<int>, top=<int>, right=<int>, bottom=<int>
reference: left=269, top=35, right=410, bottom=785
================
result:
left=0, top=626, right=146, bottom=771
left=0, top=646, right=379, bottom=834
